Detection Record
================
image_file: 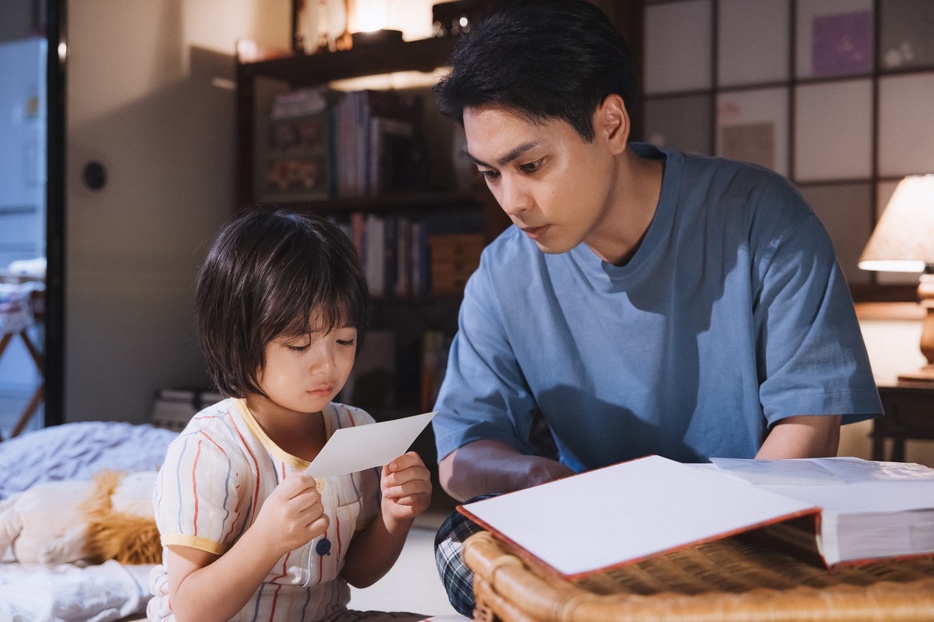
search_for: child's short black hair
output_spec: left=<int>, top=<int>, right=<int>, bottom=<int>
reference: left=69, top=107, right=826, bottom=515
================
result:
left=433, top=0, right=638, bottom=142
left=195, top=209, right=368, bottom=398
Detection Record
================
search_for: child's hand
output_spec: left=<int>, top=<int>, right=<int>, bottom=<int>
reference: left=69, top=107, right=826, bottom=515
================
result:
left=380, top=452, right=432, bottom=526
left=254, top=474, right=329, bottom=556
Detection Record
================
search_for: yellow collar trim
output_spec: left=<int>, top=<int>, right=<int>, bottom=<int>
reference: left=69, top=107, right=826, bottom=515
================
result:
left=232, top=398, right=311, bottom=471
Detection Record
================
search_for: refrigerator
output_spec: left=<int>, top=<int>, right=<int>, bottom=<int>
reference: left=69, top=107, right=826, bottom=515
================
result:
left=0, top=36, right=46, bottom=413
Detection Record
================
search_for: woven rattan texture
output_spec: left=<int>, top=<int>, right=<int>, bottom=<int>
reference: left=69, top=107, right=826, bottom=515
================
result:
left=464, top=531, right=934, bottom=622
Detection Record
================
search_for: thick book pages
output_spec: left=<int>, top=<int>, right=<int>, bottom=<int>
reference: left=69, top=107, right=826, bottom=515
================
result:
left=458, top=455, right=819, bottom=581
left=709, top=456, right=934, bottom=567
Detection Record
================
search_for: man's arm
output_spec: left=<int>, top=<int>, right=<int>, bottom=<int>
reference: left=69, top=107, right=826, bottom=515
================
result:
left=439, top=439, right=575, bottom=502
left=755, top=414, right=841, bottom=459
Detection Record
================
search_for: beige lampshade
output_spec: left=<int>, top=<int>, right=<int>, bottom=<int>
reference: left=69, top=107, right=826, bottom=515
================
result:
left=859, top=174, right=934, bottom=273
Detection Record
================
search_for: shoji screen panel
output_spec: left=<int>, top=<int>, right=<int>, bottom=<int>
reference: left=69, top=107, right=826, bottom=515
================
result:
left=641, top=0, right=934, bottom=296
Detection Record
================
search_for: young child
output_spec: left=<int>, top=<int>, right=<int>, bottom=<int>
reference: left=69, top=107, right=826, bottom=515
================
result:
left=148, top=209, right=432, bottom=621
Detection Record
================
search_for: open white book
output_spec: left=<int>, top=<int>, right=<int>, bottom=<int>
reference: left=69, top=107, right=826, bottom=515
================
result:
left=458, top=455, right=934, bottom=580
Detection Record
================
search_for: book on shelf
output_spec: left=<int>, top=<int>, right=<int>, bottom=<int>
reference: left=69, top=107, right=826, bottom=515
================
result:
left=368, top=115, right=418, bottom=195
left=420, top=329, right=451, bottom=412
left=364, top=214, right=386, bottom=297
left=458, top=454, right=934, bottom=581
left=393, top=216, right=412, bottom=298
left=259, top=96, right=332, bottom=202
left=269, top=87, right=329, bottom=119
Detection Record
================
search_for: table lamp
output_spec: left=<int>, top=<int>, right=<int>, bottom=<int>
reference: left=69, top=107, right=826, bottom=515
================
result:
left=858, top=174, right=934, bottom=382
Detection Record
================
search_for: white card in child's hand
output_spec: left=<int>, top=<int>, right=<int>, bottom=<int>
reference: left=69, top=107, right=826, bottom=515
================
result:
left=305, top=411, right=436, bottom=478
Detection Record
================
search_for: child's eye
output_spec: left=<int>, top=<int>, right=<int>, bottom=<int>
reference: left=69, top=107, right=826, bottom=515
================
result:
left=333, top=326, right=358, bottom=347
left=286, top=343, right=309, bottom=352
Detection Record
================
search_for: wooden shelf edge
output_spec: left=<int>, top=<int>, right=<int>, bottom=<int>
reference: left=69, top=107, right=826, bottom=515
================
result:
left=238, top=36, right=459, bottom=86
left=855, top=302, right=925, bottom=321
left=243, top=190, right=488, bottom=216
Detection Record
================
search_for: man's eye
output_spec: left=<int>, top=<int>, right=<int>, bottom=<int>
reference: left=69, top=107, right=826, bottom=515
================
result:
left=478, top=168, right=500, bottom=180
left=520, top=159, right=543, bottom=173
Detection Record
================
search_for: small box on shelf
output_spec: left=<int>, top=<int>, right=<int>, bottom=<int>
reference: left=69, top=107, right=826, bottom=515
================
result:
left=427, top=233, right=484, bottom=296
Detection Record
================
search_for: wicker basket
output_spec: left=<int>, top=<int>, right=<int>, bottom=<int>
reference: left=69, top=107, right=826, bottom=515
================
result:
left=463, top=531, right=934, bottom=622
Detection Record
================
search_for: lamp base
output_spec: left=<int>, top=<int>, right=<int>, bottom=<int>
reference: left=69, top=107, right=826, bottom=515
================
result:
left=898, top=274, right=934, bottom=386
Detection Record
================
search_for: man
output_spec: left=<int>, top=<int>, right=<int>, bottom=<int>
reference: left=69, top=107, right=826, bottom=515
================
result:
left=430, top=0, right=882, bottom=615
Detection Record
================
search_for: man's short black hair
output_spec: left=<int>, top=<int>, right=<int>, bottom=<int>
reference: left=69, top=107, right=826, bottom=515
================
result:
left=195, top=209, right=368, bottom=398
left=433, top=0, right=639, bottom=142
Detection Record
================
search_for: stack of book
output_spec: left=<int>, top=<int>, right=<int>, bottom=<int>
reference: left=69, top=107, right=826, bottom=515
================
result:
left=335, top=213, right=485, bottom=299
left=332, top=89, right=426, bottom=199
left=151, top=387, right=225, bottom=432
left=339, top=213, right=429, bottom=299
left=259, top=87, right=427, bottom=203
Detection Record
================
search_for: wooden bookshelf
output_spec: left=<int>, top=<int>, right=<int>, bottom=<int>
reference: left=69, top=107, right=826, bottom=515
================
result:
left=236, top=37, right=462, bottom=214
left=233, top=35, right=507, bottom=439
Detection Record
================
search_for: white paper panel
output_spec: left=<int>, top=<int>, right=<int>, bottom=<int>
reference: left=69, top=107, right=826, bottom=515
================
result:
left=644, top=0, right=712, bottom=95
left=643, top=94, right=712, bottom=156
left=879, top=0, right=934, bottom=71
left=794, top=80, right=872, bottom=181
left=716, top=88, right=788, bottom=176
left=800, top=183, right=873, bottom=284
left=718, top=0, right=790, bottom=87
left=878, top=74, right=934, bottom=177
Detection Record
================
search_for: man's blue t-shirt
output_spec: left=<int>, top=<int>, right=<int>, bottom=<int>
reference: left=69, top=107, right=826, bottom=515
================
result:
left=432, top=144, right=882, bottom=472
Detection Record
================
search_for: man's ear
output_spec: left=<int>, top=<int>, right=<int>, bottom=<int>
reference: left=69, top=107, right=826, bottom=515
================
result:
left=594, top=94, right=630, bottom=154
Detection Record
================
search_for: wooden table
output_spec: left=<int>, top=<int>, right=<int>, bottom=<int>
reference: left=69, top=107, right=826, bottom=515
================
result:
left=0, top=278, right=44, bottom=441
left=875, top=383, right=934, bottom=461
left=463, top=531, right=934, bottom=622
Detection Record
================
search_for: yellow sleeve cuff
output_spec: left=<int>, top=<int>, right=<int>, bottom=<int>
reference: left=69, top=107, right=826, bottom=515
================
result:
left=161, top=533, right=228, bottom=555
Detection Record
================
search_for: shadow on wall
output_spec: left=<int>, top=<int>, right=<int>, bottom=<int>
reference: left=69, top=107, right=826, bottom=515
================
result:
left=66, top=45, right=238, bottom=425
